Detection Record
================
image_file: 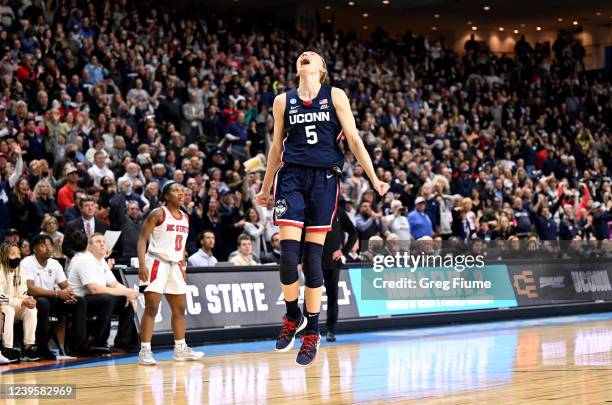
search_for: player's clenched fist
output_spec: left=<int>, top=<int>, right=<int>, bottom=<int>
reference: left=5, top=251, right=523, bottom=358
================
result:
left=254, top=191, right=271, bottom=206
left=373, top=179, right=390, bottom=196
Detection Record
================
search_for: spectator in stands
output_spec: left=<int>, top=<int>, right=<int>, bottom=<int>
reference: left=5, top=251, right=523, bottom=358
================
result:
left=23, top=234, right=87, bottom=359
left=219, top=190, right=243, bottom=260
left=559, top=204, right=579, bottom=241
left=261, top=232, right=281, bottom=264
left=118, top=163, right=145, bottom=195
left=384, top=200, right=410, bottom=240
left=356, top=201, right=383, bottom=240
left=243, top=208, right=268, bottom=261
left=32, top=179, right=59, bottom=225
left=63, top=190, right=86, bottom=225
left=115, top=200, right=143, bottom=263
left=230, top=234, right=258, bottom=266
left=3, top=228, right=19, bottom=245
left=455, top=168, right=475, bottom=197
left=513, top=197, right=532, bottom=238
left=62, top=196, right=108, bottom=258
left=591, top=202, right=612, bottom=240
left=9, top=177, right=37, bottom=239
left=530, top=194, right=561, bottom=241
left=408, top=197, right=433, bottom=240
left=182, top=91, right=205, bottom=145
left=0, top=243, right=39, bottom=362
left=87, top=151, right=114, bottom=186
left=226, top=111, right=249, bottom=157
left=67, top=233, right=138, bottom=355
left=40, top=215, right=64, bottom=259
left=0, top=144, right=22, bottom=241
left=57, top=166, right=79, bottom=214
left=18, top=239, right=30, bottom=258
left=187, top=230, right=217, bottom=267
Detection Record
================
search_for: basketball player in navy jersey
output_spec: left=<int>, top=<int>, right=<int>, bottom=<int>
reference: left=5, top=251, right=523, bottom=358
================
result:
left=255, top=50, right=389, bottom=367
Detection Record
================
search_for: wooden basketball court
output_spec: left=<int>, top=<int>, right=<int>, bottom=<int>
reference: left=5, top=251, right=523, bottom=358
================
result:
left=2, top=313, right=612, bottom=404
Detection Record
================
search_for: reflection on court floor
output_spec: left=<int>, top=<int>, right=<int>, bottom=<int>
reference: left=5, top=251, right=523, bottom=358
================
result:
left=3, top=313, right=612, bottom=404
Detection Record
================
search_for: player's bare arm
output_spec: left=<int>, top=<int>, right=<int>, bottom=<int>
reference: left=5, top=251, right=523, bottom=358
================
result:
left=136, top=208, right=164, bottom=282
left=255, top=93, right=286, bottom=206
left=332, top=87, right=390, bottom=196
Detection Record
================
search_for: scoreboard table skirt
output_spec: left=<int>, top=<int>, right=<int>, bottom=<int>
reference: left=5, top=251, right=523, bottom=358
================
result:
left=118, top=257, right=612, bottom=346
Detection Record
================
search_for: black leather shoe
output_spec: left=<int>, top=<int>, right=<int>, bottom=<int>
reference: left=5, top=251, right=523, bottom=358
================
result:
left=113, top=343, right=139, bottom=354
left=326, top=332, right=336, bottom=342
left=38, top=348, right=57, bottom=361
left=92, top=345, right=112, bottom=357
left=66, top=346, right=92, bottom=358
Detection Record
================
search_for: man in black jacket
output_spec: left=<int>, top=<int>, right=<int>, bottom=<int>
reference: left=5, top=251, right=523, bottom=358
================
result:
left=261, top=232, right=281, bottom=264
left=322, top=207, right=358, bottom=342
left=62, top=196, right=109, bottom=258
left=592, top=202, right=611, bottom=240
left=117, top=201, right=143, bottom=262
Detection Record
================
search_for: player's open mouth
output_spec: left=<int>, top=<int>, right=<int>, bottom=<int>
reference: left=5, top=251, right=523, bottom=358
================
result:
left=300, top=58, right=310, bottom=66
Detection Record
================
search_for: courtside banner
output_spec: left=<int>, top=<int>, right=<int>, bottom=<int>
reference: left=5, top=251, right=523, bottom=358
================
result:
left=508, top=258, right=612, bottom=306
left=122, top=267, right=359, bottom=334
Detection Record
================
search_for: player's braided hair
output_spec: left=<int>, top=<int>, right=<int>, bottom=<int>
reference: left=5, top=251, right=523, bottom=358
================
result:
left=161, top=181, right=178, bottom=204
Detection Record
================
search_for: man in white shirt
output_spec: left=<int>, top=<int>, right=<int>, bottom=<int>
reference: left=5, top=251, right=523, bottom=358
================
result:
left=229, top=234, right=259, bottom=266
left=87, top=150, right=114, bottom=185
left=187, top=230, right=217, bottom=267
left=68, top=233, right=138, bottom=355
left=23, top=235, right=88, bottom=359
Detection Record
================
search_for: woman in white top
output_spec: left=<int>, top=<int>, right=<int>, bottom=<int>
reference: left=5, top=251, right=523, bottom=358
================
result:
left=0, top=243, right=39, bottom=362
left=243, top=208, right=268, bottom=260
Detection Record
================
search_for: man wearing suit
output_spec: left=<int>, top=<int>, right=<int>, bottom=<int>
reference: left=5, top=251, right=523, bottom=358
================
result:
left=62, top=195, right=108, bottom=258
left=261, top=232, right=281, bottom=264
left=322, top=207, right=358, bottom=342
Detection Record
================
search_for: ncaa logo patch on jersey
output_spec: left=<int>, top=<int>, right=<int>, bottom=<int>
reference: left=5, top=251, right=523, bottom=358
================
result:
left=275, top=199, right=288, bottom=217
left=290, top=98, right=297, bottom=105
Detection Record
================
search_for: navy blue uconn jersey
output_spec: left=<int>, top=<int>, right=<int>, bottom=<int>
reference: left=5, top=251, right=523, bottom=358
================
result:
left=282, top=85, right=344, bottom=168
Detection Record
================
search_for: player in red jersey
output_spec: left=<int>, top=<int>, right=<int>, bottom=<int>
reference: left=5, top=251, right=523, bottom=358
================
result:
left=136, top=182, right=203, bottom=365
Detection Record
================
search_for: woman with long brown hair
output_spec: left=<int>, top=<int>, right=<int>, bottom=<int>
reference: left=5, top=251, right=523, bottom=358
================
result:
left=9, top=177, right=38, bottom=239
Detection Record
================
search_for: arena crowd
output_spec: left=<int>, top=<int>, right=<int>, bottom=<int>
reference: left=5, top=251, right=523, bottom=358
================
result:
left=0, top=0, right=609, bottom=361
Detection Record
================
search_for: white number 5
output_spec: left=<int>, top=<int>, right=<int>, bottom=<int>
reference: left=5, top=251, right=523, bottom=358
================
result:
left=305, top=125, right=318, bottom=144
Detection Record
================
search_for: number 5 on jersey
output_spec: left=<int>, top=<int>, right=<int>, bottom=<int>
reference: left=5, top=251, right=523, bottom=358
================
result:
left=305, top=125, right=318, bottom=144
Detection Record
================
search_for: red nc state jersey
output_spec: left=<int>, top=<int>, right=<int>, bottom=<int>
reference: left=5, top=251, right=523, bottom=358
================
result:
left=147, top=206, right=189, bottom=262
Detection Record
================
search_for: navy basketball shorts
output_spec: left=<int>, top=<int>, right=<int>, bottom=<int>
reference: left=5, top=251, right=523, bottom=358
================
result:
left=273, top=163, right=340, bottom=232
